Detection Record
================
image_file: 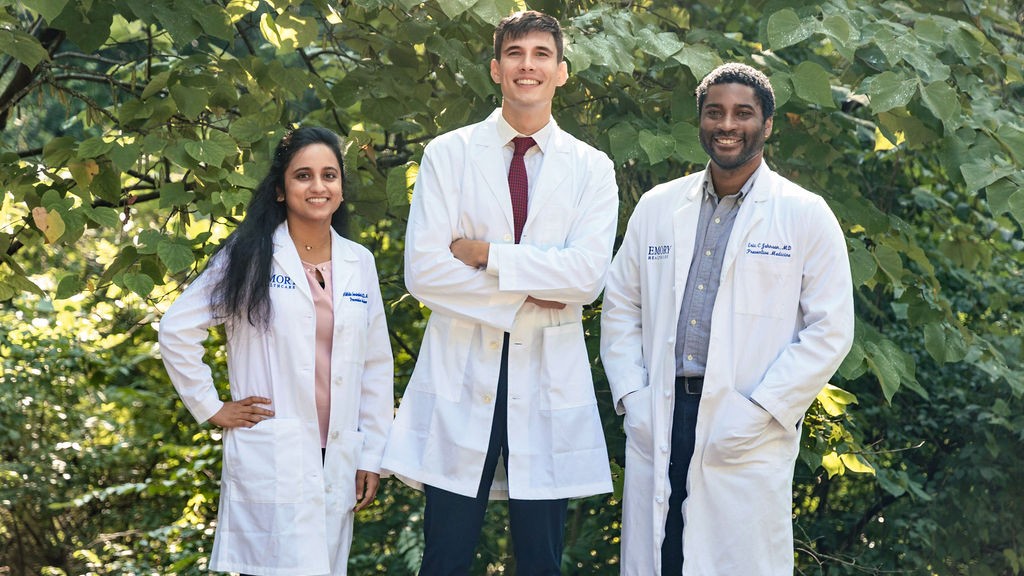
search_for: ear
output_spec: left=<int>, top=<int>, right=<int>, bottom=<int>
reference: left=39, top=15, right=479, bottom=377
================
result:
left=555, top=61, right=568, bottom=87
left=276, top=187, right=284, bottom=202
left=490, top=59, right=501, bottom=84
left=763, top=116, right=774, bottom=139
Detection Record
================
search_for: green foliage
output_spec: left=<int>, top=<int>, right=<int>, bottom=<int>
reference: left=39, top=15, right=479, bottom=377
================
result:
left=0, top=0, right=1021, bottom=574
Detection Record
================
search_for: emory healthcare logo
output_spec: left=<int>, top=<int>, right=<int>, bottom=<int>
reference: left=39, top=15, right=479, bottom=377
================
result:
left=270, top=273, right=297, bottom=290
left=648, top=244, right=671, bottom=261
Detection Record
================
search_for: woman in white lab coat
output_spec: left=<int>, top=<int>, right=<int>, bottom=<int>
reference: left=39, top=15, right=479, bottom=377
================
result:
left=159, top=126, right=394, bottom=576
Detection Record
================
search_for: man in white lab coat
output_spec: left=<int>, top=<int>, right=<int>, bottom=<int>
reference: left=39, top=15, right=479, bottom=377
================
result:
left=601, top=63, right=855, bottom=575
left=381, top=10, right=617, bottom=575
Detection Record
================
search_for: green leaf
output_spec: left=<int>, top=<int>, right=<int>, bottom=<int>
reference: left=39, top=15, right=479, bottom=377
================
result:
left=672, top=44, right=720, bottom=80
left=873, top=244, right=904, bottom=285
left=159, top=181, right=195, bottom=209
left=157, top=238, right=195, bottom=274
left=142, top=71, right=171, bottom=100
left=385, top=162, right=417, bottom=214
left=848, top=239, right=877, bottom=287
left=995, top=124, right=1024, bottom=165
left=108, top=142, right=141, bottom=172
left=670, top=122, right=705, bottom=164
left=33, top=0, right=70, bottom=23
left=184, top=139, right=230, bottom=167
left=636, top=27, right=684, bottom=60
left=861, top=71, right=917, bottom=113
left=0, top=29, right=50, bottom=69
left=83, top=205, right=121, bottom=229
left=638, top=129, right=675, bottom=165
left=607, top=122, right=641, bottom=163
left=920, top=81, right=960, bottom=127
left=78, top=136, right=113, bottom=159
left=55, top=274, right=83, bottom=300
left=169, top=84, right=210, bottom=120
left=98, top=246, right=138, bottom=286
left=123, top=272, right=155, bottom=297
left=960, top=158, right=1015, bottom=193
left=791, top=61, right=834, bottom=108
left=767, top=9, right=817, bottom=50
left=230, top=114, right=274, bottom=144
left=437, top=0, right=476, bottom=19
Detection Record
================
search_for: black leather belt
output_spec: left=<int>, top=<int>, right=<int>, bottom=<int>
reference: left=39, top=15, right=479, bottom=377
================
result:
left=675, top=376, right=704, bottom=395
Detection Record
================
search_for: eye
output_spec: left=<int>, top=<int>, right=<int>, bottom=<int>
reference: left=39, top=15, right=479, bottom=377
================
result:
left=324, top=172, right=338, bottom=180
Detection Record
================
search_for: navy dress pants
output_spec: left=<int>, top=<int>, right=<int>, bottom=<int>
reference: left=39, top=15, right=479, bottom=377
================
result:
left=419, top=334, right=568, bottom=576
left=660, top=382, right=702, bottom=576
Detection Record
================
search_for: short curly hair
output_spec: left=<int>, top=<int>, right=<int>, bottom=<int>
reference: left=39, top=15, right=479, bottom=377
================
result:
left=696, top=63, right=776, bottom=120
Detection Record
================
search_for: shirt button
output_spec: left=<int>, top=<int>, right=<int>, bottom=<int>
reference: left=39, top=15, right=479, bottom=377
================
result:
left=714, top=217, right=721, bottom=224
left=705, top=250, right=712, bottom=257
left=483, top=394, right=493, bottom=404
left=697, top=284, right=704, bottom=291
left=690, top=319, right=697, bottom=326
left=687, top=354, right=693, bottom=361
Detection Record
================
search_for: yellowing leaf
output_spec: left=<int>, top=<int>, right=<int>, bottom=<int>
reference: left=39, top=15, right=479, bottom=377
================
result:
left=822, top=451, right=843, bottom=478
left=32, top=207, right=66, bottom=243
left=840, top=453, right=875, bottom=475
left=874, top=127, right=905, bottom=151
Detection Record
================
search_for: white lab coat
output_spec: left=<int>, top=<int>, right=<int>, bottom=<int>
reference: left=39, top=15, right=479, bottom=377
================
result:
left=382, top=109, right=617, bottom=500
left=601, top=162, right=854, bottom=575
left=159, top=223, right=394, bottom=576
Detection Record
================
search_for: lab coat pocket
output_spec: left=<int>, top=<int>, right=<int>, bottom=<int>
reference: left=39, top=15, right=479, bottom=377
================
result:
left=336, top=301, right=369, bottom=361
left=541, top=322, right=596, bottom=409
left=703, top=390, right=784, bottom=468
left=408, top=315, right=473, bottom=402
left=623, top=386, right=655, bottom=462
left=325, top=430, right=364, bottom=513
left=223, top=418, right=304, bottom=503
left=734, top=257, right=799, bottom=319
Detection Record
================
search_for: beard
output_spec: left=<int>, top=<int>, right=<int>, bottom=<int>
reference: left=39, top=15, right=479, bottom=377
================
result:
left=699, top=128, right=766, bottom=171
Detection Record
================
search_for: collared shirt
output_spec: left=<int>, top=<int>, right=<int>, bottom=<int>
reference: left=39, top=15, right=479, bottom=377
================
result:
left=487, top=111, right=554, bottom=275
left=675, top=163, right=765, bottom=377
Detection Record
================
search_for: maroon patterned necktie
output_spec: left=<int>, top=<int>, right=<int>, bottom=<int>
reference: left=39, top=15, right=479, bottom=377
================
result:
left=509, top=136, right=535, bottom=244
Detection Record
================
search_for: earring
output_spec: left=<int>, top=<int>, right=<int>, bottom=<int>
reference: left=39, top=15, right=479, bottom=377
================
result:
left=276, top=196, right=284, bottom=202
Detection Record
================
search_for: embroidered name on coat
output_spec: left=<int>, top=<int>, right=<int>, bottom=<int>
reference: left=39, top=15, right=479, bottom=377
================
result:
left=648, top=244, right=671, bottom=261
left=270, top=273, right=297, bottom=289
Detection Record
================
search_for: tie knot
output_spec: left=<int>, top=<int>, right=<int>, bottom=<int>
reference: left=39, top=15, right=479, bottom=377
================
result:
left=512, top=136, right=535, bottom=157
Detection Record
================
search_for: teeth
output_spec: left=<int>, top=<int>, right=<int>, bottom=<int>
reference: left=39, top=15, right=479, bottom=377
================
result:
left=308, top=198, right=328, bottom=204
left=517, top=79, right=539, bottom=85
left=716, top=138, right=741, bottom=145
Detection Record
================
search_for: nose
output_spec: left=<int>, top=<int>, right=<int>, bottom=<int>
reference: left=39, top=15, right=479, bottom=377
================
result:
left=520, top=55, right=535, bottom=70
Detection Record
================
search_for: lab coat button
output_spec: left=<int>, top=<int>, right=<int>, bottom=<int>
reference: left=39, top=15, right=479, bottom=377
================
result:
left=333, top=377, right=343, bottom=386
left=660, top=444, right=669, bottom=453
left=489, top=341, right=500, bottom=350
left=656, top=495, right=664, bottom=504
left=483, top=394, right=493, bottom=404
left=325, top=485, right=332, bottom=493
left=330, top=431, right=339, bottom=440
left=663, top=389, right=671, bottom=397
left=503, top=234, right=513, bottom=242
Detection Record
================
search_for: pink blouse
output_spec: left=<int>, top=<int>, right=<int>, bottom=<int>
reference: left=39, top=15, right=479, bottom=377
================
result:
left=302, top=260, right=334, bottom=448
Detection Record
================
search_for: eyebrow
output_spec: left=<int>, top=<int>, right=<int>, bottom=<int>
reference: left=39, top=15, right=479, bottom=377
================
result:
left=503, top=43, right=553, bottom=55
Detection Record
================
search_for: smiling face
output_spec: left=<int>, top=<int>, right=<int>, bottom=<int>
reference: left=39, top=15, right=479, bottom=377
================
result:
left=279, top=143, right=343, bottom=228
left=698, top=82, right=773, bottom=174
left=490, top=30, right=568, bottom=127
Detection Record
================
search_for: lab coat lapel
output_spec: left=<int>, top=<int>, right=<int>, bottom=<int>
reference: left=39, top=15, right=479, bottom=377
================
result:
left=525, top=124, right=569, bottom=227
left=272, top=222, right=313, bottom=303
left=672, top=179, right=704, bottom=318
left=330, top=231, right=357, bottom=308
left=721, top=164, right=772, bottom=276
left=471, top=111, right=515, bottom=234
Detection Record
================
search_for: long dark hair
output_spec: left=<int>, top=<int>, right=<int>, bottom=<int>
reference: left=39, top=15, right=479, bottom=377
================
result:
left=210, top=126, right=348, bottom=328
